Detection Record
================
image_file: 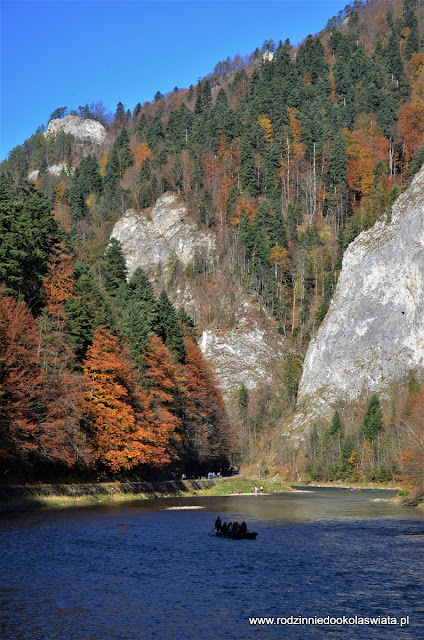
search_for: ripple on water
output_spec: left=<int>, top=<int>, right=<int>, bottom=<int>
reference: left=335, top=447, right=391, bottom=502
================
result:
left=0, top=489, right=423, bottom=640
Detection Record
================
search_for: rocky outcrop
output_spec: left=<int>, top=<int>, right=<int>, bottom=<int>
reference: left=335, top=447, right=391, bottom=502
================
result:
left=293, top=165, right=424, bottom=430
left=112, top=193, right=287, bottom=404
left=28, top=164, right=66, bottom=180
left=111, top=192, right=215, bottom=278
left=200, top=302, right=285, bottom=393
left=45, top=115, right=106, bottom=143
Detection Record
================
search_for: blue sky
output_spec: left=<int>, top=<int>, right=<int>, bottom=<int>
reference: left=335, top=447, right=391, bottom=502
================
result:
left=1, top=1, right=347, bottom=160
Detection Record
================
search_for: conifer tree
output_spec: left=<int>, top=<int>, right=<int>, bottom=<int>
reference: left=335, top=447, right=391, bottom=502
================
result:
left=361, top=394, right=383, bottom=442
left=64, top=261, right=113, bottom=358
left=327, top=134, right=348, bottom=191
left=103, top=238, right=128, bottom=296
left=0, top=176, right=58, bottom=312
left=121, top=267, right=158, bottom=358
left=156, top=290, right=185, bottom=363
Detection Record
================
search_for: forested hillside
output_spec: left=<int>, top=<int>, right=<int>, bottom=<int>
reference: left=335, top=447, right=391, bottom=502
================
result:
left=1, top=0, right=424, bottom=487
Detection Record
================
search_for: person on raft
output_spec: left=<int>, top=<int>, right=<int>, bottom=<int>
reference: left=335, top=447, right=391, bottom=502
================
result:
left=215, top=516, right=222, bottom=533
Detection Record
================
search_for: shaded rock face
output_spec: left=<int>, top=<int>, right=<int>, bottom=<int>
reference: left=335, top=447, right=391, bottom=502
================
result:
left=111, top=193, right=215, bottom=278
left=199, top=303, right=285, bottom=394
left=45, top=115, right=106, bottom=143
left=295, top=165, right=424, bottom=428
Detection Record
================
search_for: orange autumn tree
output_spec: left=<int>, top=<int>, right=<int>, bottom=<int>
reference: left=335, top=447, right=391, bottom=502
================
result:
left=43, top=246, right=75, bottom=325
left=396, top=101, right=424, bottom=168
left=83, top=326, right=174, bottom=472
left=343, top=117, right=389, bottom=201
left=0, top=287, right=89, bottom=470
left=134, top=141, right=153, bottom=167
left=40, top=249, right=92, bottom=469
left=181, top=337, right=233, bottom=466
left=398, top=388, right=424, bottom=498
left=142, top=335, right=182, bottom=462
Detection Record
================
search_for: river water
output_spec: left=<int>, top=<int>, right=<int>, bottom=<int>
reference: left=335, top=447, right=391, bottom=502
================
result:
left=0, top=487, right=423, bottom=640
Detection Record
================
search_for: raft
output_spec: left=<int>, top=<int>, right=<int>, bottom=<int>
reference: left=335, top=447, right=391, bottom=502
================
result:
left=216, top=530, right=258, bottom=540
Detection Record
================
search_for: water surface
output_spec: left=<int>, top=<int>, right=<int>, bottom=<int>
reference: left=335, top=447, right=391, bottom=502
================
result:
left=1, top=487, right=423, bottom=639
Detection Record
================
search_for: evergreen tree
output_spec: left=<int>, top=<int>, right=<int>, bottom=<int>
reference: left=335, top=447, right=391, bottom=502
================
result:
left=0, top=176, right=58, bottom=312
left=327, top=133, right=347, bottom=191
left=239, top=129, right=256, bottom=197
left=64, top=261, right=113, bottom=358
left=282, top=353, right=302, bottom=408
left=69, top=154, right=102, bottom=225
left=156, top=290, right=185, bottom=363
left=103, top=238, right=128, bottom=296
left=121, top=267, right=158, bottom=358
left=237, top=383, right=249, bottom=410
left=115, top=102, right=125, bottom=123
left=114, top=127, right=133, bottom=177
left=361, top=394, right=383, bottom=442
left=329, top=410, right=344, bottom=438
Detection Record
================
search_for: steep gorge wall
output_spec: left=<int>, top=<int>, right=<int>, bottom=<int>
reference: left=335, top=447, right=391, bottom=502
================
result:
left=291, top=165, right=424, bottom=432
left=111, top=193, right=287, bottom=402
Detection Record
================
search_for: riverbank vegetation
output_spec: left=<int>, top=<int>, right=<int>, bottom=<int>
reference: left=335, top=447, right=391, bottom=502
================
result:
left=301, top=375, right=424, bottom=504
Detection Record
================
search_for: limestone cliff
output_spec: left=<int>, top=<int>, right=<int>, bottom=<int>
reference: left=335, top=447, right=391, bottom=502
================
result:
left=111, top=193, right=287, bottom=403
left=45, top=115, right=106, bottom=143
left=111, top=193, right=215, bottom=278
left=293, top=165, right=424, bottom=430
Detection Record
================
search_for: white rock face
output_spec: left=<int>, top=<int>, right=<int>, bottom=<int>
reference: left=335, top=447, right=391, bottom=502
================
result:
left=295, top=165, right=424, bottom=425
left=28, top=164, right=67, bottom=180
left=111, top=193, right=215, bottom=277
left=45, top=115, right=106, bottom=143
left=200, top=303, right=285, bottom=393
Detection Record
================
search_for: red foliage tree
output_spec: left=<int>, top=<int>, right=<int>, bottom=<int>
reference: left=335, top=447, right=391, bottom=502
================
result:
left=397, top=101, right=424, bottom=168
left=0, top=287, right=89, bottom=471
left=43, top=246, right=74, bottom=326
left=180, top=337, right=233, bottom=466
left=142, top=335, right=182, bottom=458
left=83, top=327, right=176, bottom=472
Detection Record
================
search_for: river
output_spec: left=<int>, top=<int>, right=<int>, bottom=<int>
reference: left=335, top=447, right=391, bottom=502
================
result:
left=0, top=487, right=423, bottom=639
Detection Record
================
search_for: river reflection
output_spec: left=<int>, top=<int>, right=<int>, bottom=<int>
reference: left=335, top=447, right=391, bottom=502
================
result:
left=0, top=488, right=423, bottom=640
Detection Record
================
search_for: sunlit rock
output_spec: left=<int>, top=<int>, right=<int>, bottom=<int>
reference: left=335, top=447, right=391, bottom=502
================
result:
left=293, top=165, right=424, bottom=429
left=45, top=115, right=106, bottom=143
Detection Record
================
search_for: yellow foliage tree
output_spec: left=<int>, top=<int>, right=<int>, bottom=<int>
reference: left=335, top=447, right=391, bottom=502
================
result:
left=258, top=115, right=273, bottom=142
left=134, top=142, right=153, bottom=167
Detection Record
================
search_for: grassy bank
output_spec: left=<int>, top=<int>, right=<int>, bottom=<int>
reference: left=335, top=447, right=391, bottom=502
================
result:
left=184, top=476, right=292, bottom=496
left=0, top=476, right=413, bottom=514
left=0, top=479, right=212, bottom=514
left=0, top=491, right=155, bottom=514
left=0, top=477, right=292, bottom=513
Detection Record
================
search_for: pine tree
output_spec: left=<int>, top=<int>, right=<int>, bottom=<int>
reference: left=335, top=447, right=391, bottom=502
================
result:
left=121, top=267, right=158, bottom=358
left=0, top=176, right=58, bottom=312
left=327, top=134, right=348, bottom=191
left=156, top=290, right=185, bottom=363
left=103, top=238, right=128, bottom=296
left=237, top=383, right=249, bottom=410
left=64, top=261, right=113, bottom=358
left=361, top=394, right=383, bottom=442
left=115, top=128, right=133, bottom=177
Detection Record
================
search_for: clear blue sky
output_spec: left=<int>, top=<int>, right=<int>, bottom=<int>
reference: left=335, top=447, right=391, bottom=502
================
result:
left=1, top=1, right=347, bottom=160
